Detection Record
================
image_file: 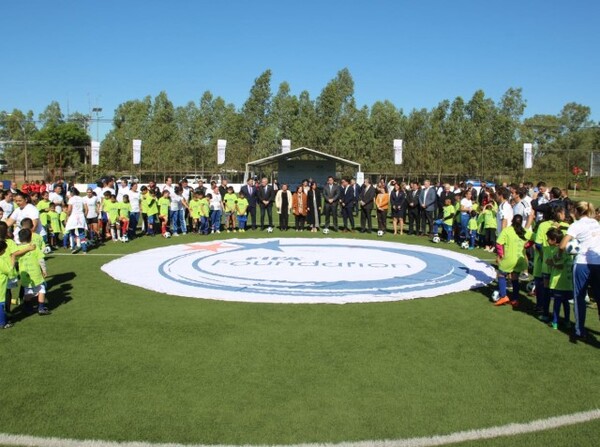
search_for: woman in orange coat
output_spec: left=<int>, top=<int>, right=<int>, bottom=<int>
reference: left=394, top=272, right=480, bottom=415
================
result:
left=375, top=185, right=390, bottom=234
left=292, top=185, right=308, bottom=231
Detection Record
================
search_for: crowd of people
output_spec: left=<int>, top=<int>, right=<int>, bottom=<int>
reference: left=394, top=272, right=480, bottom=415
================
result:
left=0, top=174, right=598, bottom=340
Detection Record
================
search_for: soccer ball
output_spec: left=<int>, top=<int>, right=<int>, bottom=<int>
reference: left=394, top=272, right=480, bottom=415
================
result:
left=461, top=241, right=470, bottom=250
left=121, top=235, right=129, bottom=243
left=266, top=227, right=274, bottom=233
left=377, top=230, right=384, bottom=237
left=43, top=246, right=52, bottom=255
left=322, top=228, right=330, bottom=235
left=491, top=290, right=500, bottom=302
left=432, top=236, right=441, bottom=244
left=163, top=231, right=171, bottom=238
left=566, top=239, right=580, bottom=255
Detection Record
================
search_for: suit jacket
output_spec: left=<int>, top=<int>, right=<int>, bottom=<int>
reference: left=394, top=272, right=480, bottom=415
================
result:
left=240, top=184, right=258, bottom=207
left=341, top=185, right=356, bottom=207
left=419, top=187, right=437, bottom=212
left=322, top=183, right=340, bottom=203
left=257, top=184, right=275, bottom=206
left=390, top=189, right=407, bottom=211
left=359, top=185, right=376, bottom=210
left=407, top=189, right=420, bottom=211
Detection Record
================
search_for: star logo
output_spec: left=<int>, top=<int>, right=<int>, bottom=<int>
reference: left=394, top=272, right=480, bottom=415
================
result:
left=183, top=242, right=234, bottom=252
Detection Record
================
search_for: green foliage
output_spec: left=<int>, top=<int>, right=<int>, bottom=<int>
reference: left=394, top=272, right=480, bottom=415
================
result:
left=2, top=69, right=599, bottom=184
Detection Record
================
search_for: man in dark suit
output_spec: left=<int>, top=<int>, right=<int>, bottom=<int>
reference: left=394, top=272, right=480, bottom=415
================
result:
left=322, top=176, right=340, bottom=231
left=406, top=181, right=420, bottom=235
left=257, top=177, right=275, bottom=230
left=340, top=178, right=356, bottom=231
left=358, top=178, right=376, bottom=233
left=239, top=177, right=258, bottom=230
left=350, top=178, right=360, bottom=217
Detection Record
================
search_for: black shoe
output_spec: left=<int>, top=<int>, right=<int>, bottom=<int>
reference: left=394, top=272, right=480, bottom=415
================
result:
left=1, top=322, right=14, bottom=329
left=38, top=308, right=51, bottom=316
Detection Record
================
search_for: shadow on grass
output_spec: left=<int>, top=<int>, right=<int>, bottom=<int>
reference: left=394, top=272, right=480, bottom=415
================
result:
left=473, top=276, right=600, bottom=349
left=8, top=272, right=74, bottom=323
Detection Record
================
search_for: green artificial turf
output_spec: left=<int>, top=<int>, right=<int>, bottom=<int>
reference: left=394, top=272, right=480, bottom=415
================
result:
left=1, top=231, right=599, bottom=446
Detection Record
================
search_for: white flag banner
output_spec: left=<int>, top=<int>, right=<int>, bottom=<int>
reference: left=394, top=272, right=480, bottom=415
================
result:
left=281, top=139, right=291, bottom=154
left=91, top=141, right=100, bottom=166
left=217, top=139, right=227, bottom=165
left=393, top=139, right=403, bottom=165
left=133, top=139, right=142, bottom=165
left=356, top=171, right=365, bottom=186
left=523, top=143, right=533, bottom=169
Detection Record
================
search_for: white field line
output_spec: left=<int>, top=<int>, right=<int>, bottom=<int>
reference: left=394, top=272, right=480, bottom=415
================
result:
left=0, top=409, right=598, bottom=447
left=49, top=253, right=124, bottom=257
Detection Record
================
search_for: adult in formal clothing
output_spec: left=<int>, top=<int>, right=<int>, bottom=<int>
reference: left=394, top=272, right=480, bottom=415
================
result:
left=275, top=184, right=293, bottom=231
left=406, top=181, right=420, bottom=235
left=322, top=176, right=340, bottom=231
left=307, top=182, right=322, bottom=232
left=340, top=178, right=356, bottom=231
left=292, top=186, right=308, bottom=231
left=390, top=181, right=407, bottom=235
left=350, top=178, right=360, bottom=216
left=239, top=178, right=258, bottom=230
left=359, top=178, right=376, bottom=233
left=419, top=179, right=437, bottom=236
left=375, top=186, right=390, bottom=233
left=257, top=177, right=275, bottom=230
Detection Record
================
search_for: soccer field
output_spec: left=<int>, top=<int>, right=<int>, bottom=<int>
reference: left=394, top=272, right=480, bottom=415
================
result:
left=1, top=231, right=599, bottom=447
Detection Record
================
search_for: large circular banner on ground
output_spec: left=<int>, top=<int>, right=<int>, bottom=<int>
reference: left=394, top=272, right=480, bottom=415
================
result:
left=102, top=238, right=495, bottom=304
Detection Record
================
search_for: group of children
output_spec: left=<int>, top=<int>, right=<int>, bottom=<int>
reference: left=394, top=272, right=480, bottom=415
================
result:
left=0, top=218, right=52, bottom=329
left=140, top=186, right=250, bottom=237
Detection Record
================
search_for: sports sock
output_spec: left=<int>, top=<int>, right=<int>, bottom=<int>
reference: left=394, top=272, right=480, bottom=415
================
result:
left=498, top=275, right=507, bottom=297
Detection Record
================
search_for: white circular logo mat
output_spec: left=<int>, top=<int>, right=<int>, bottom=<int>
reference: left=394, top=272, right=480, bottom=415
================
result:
left=101, top=238, right=496, bottom=304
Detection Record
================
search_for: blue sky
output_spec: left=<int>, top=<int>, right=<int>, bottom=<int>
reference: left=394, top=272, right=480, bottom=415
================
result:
left=1, top=0, right=598, bottom=140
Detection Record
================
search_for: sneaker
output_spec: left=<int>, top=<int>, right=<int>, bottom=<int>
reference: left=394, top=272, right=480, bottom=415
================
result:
left=226, top=229, right=230, bottom=233
left=494, top=296, right=510, bottom=306
left=448, top=239, right=455, bottom=244
left=552, top=322, right=558, bottom=330
left=538, top=315, right=551, bottom=323
left=173, top=233, right=179, bottom=237
left=1, top=322, right=14, bottom=329
left=518, top=272, right=529, bottom=281
left=71, top=247, right=81, bottom=254
left=38, top=308, right=51, bottom=316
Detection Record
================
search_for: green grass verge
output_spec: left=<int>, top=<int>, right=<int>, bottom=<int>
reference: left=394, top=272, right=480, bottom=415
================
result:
left=1, top=231, right=599, bottom=446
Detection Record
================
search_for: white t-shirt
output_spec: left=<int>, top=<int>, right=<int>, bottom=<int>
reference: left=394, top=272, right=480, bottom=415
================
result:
left=460, top=198, right=473, bottom=213
left=567, top=217, right=600, bottom=265
left=128, top=190, right=140, bottom=213
left=169, top=194, right=183, bottom=211
left=497, top=201, right=513, bottom=236
left=48, top=191, right=64, bottom=214
left=0, top=200, right=14, bottom=217
left=180, top=186, right=192, bottom=202
left=116, top=186, right=130, bottom=202
left=10, top=204, right=46, bottom=241
left=210, top=192, right=222, bottom=211
left=83, top=195, right=99, bottom=219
